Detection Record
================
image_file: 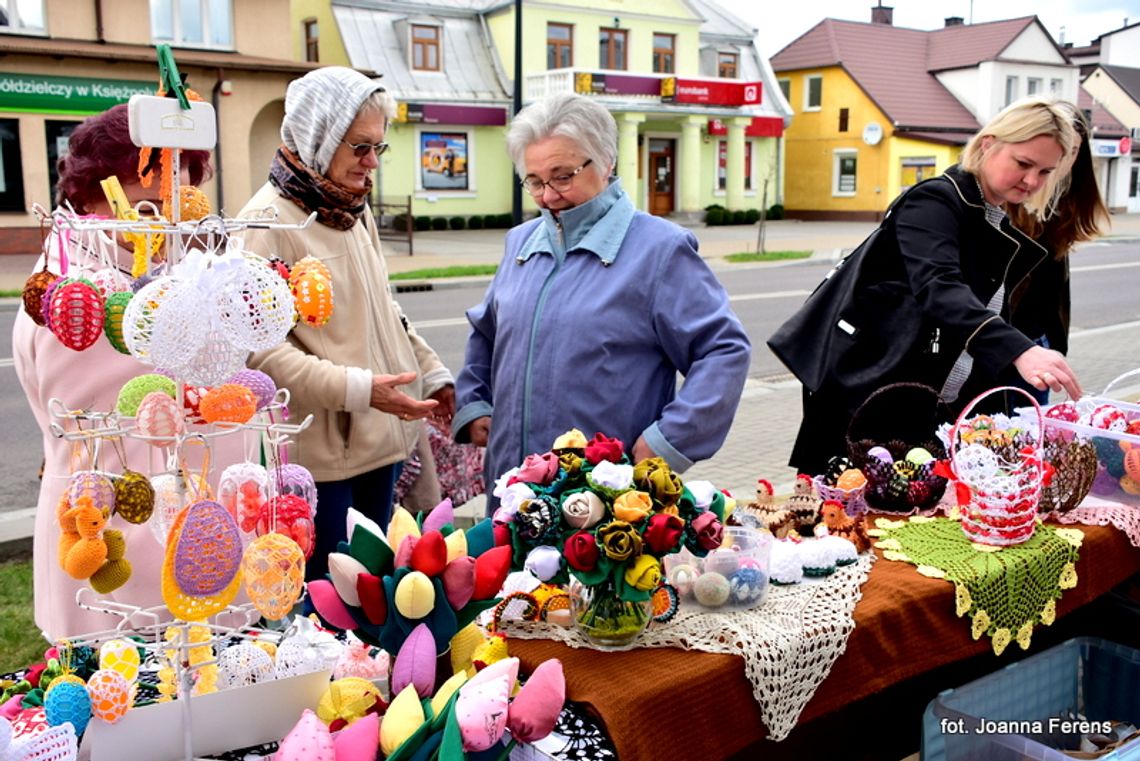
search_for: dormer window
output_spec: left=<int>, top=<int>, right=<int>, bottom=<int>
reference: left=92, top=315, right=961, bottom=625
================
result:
left=718, top=51, right=738, bottom=78
left=412, top=24, right=441, bottom=71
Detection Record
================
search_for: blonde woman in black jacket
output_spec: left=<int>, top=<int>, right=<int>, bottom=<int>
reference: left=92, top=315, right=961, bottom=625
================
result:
left=787, top=98, right=1082, bottom=475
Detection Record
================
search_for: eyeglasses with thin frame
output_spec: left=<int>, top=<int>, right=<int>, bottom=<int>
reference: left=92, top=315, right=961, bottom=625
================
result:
left=342, top=140, right=391, bottom=158
left=521, top=159, right=593, bottom=195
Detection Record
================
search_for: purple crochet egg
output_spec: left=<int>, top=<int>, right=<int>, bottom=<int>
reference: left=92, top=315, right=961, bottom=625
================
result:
left=173, top=500, right=243, bottom=595
left=228, top=369, right=277, bottom=410
left=274, top=463, right=318, bottom=515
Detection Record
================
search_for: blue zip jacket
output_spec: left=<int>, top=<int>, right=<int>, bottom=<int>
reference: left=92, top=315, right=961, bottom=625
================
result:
left=454, top=179, right=751, bottom=501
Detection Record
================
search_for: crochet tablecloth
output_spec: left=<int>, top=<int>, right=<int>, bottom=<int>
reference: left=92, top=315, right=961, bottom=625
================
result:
left=504, top=552, right=875, bottom=742
left=871, top=516, right=1082, bottom=655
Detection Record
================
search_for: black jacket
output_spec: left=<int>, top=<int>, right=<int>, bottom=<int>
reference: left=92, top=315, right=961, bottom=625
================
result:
left=790, top=165, right=1050, bottom=473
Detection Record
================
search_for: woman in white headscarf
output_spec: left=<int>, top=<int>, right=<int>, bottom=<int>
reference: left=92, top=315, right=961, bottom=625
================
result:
left=238, top=67, right=454, bottom=580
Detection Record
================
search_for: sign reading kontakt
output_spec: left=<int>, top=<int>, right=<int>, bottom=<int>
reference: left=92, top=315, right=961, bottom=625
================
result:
left=0, top=73, right=154, bottom=114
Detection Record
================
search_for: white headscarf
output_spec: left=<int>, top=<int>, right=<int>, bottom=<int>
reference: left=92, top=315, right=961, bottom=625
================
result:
left=281, top=67, right=384, bottom=176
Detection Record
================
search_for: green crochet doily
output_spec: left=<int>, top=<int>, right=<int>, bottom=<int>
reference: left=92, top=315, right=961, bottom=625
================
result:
left=869, top=516, right=1083, bottom=655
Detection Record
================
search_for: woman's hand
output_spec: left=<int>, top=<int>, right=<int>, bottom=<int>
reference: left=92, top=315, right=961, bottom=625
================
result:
left=370, top=371, right=439, bottom=421
left=1013, top=346, right=1082, bottom=399
left=428, top=385, right=456, bottom=434
left=631, top=435, right=657, bottom=464
left=467, top=416, right=491, bottom=447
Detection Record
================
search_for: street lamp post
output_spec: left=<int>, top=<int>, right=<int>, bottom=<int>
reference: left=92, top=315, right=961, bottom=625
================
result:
left=511, top=0, right=523, bottom=227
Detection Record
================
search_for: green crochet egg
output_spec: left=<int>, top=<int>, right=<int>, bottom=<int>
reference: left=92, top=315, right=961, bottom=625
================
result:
left=115, top=373, right=176, bottom=417
left=103, top=291, right=133, bottom=355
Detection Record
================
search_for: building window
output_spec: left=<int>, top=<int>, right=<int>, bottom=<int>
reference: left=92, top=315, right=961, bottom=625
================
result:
left=716, top=140, right=754, bottom=192
left=778, top=78, right=791, bottom=101
left=150, top=0, right=233, bottom=48
left=1027, top=77, right=1042, bottom=95
left=1050, top=78, right=1064, bottom=95
left=0, top=0, right=44, bottom=32
left=412, top=24, right=441, bottom=71
left=547, top=23, right=572, bottom=69
left=1005, top=75, right=1018, bottom=106
left=419, top=131, right=471, bottom=191
left=805, top=75, right=822, bottom=111
left=1130, top=166, right=1138, bottom=199
left=45, top=121, right=79, bottom=207
left=599, top=28, right=627, bottom=70
left=833, top=149, right=857, bottom=196
left=653, top=33, right=675, bottom=74
left=0, top=119, right=26, bottom=211
left=718, top=51, right=738, bottom=78
left=303, top=18, right=319, bottom=62
left=838, top=108, right=849, bottom=132
left=900, top=156, right=936, bottom=191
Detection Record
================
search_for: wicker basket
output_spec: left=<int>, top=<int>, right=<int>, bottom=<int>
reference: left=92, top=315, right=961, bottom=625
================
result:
left=846, top=383, right=948, bottom=511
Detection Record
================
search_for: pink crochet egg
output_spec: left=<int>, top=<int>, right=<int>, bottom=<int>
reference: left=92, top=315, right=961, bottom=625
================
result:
left=173, top=500, right=243, bottom=596
left=49, top=279, right=105, bottom=351
left=135, top=390, right=185, bottom=443
left=217, top=462, right=268, bottom=536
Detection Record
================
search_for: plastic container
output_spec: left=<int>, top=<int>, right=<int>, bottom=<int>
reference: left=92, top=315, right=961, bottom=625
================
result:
left=922, top=637, right=1140, bottom=761
left=665, top=526, right=772, bottom=611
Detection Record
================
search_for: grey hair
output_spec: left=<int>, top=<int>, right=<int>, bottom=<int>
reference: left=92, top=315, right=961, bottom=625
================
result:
left=358, top=88, right=397, bottom=121
left=506, top=93, right=617, bottom=180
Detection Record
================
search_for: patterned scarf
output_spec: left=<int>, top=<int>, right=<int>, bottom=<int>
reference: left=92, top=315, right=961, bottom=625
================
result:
left=269, top=145, right=371, bottom=231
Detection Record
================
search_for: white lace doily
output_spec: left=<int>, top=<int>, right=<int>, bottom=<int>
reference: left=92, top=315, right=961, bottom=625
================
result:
left=504, top=553, right=875, bottom=741
left=1045, top=495, right=1140, bottom=548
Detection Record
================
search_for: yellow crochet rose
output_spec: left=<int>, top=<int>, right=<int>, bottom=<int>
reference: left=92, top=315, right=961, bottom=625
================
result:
left=624, top=554, right=662, bottom=592
left=992, top=628, right=1012, bottom=656
left=1016, top=621, right=1034, bottom=650
left=1040, top=599, right=1057, bottom=626
left=971, top=609, right=991, bottom=640
left=612, top=491, right=653, bottom=524
left=1059, top=562, right=1077, bottom=589
left=955, top=585, right=973, bottom=617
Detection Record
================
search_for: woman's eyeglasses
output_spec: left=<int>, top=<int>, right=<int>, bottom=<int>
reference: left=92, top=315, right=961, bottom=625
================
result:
left=521, top=159, right=593, bottom=195
left=343, top=140, right=391, bottom=158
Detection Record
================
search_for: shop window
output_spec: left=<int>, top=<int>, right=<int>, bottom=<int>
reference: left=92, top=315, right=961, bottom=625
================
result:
left=838, top=108, right=849, bottom=132
left=716, top=140, right=754, bottom=191
left=599, top=28, right=627, bottom=70
left=150, top=0, right=233, bottom=48
left=1005, top=75, right=1018, bottom=106
left=547, top=23, right=572, bottom=69
left=833, top=149, right=857, bottom=196
left=805, top=75, right=822, bottom=111
left=412, top=24, right=442, bottom=71
left=0, top=118, right=26, bottom=211
left=0, top=0, right=44, bottom=32
left=419, top=130, right=470, bottom=192
left=45, top=120, right=79, bottom=207
left=653, top=33, right=675, bottom=74
left=303, top=17, right=319, bottom=62
left=900, top=156, right=936, bottom=191
left=718, top=51, right=738, bottom=78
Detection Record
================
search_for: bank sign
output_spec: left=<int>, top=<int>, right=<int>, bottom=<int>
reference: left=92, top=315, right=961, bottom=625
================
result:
left=0, top=73, right=154, bottom=115
left=661, top=78, right=761, bottom=106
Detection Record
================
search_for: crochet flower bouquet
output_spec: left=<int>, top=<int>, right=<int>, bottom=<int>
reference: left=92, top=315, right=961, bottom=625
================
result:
left=498, top=430, right=727, bottom=644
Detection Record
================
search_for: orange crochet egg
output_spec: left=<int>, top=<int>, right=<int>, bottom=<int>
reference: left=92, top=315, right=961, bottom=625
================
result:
left=22, top=269, right=59, bottom=328
left=835, top=469, right=867, bottom=491
left=291, top=270, right=335, bottom=327
left=242, top=532, right=305, bottom=621
left=199, top=383, right=257, bottom=424
left=290, top=255, right=331, bottom=282
left=1125, top=447, right=1140, bottom=482
left=135, top=390, right=185, bottom=443
left=87, top=668, right=132, bottom=724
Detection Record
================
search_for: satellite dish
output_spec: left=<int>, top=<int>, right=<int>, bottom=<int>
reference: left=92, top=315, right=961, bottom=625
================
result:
left=862, top=122, right=883, bottom=146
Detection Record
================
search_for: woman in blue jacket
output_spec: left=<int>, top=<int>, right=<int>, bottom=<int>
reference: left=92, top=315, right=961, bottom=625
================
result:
left=453, top=93, right=751, bottom=506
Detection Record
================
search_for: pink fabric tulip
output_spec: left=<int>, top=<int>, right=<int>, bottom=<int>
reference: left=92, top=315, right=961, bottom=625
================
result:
left=390, top=624, right=437, bottom=698
left=507, top=659, right=566, bottom=743
left=276, top=709, right=334, bottom=761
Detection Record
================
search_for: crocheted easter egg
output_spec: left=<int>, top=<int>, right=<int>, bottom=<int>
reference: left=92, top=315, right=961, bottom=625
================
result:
left=1045, top=401, right=1079, bottom=422
left=47, top=278, right=105, bottom=351
left=216, top=642, right=275, bottom=689
left=255, top=494, right=315, bottom=558
left=218, top=461, right=268, bottom=536
left=273, top=463, right=318, bottom=514
left=43, top=680, right=91, bottom=735
left=182, top=383, right=209, bottom=423
left=217, top=256, right=295, bottom=352
left=101, top=291, right=133, bottom=354
left=291, top=255, right=332, bottom=282
left=394, top=571, right=436, bottom=619
left=173, top=500, right=243, bottom=595
left=22, top=269, right=59, bottom=328
left=728, top=567, right=768, bottom=607
left=243, top=532, right=305, bottom=620
left=954, top=444, right=1000, bottom=485
left=835, top=468, right=867, bottom=490
left=40, top=277, right=69, bottom=332
left=199, top=383, right=257, bottom=424
left=693, top=571, right=730, bottom=607
left=149, top=471, right=212, bottom=545
left=905, top=447, right=934, bottom=466
left=866, top=446, right=893, bottom=465
left=178, top=185, right=212, bottom=220
left=892, top=460, right=917, bottom=480
left=113, top=471, right=155, bottom=525
left=1089, top=404, right=1127, bottom=432
left=135, top=390, right=184, bottom=443
left=68, top=471, right=116, bottom=515
left=99, top=638, right=141, bottom=683
left=291, top=269, right=335, bottom=327
left=86, top=668, right=132, bottom=724
left=87, top=267, right=132, bottom=298
left=116, top=373, right=176, bottom=417
left=824, top=456, right=853, bottom=485
left=228, top=369, right=277, bottom=410
left=121, top=275, right=180, bottom=362
left=173, top=328, right=249, bottom=388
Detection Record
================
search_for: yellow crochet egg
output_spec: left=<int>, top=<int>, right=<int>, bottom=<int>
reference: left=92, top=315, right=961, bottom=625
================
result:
left=242, top=532, right=306, bottom=620
left=99, top=638, right=141, bottom=683
left=86, top=668, right=133, bottom=724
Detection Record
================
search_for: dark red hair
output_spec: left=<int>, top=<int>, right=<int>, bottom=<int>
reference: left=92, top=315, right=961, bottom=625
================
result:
left=56, top=103, right=213, bottom=213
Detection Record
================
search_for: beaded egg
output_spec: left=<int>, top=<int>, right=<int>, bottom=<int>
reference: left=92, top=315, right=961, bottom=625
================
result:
left=291, top=269, right=335, bottom=327
left=243, top=532, right=306, bottom=620
left=135, top=390, right=185, bottom=443
left=99, top=638, right=141, bottom=683
left=113, top=470, right=155, bottom=524
left=199, top=383, right=257, bottom=424
left=49, top=278, right=106, bottom=351
left=86, top=668, right=132, bottom=724
left=290, top=255, right=331, bottom=281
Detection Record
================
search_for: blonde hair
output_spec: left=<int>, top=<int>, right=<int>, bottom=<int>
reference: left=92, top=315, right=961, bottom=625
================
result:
left=961, top=97, right=1079, bottom=222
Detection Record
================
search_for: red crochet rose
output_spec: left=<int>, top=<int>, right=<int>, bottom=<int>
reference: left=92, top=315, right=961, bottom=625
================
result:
left=585, top=433, right=624, bottom=465
left=644, top=513, right=685, bottom=555
left=564, top=531, right=600, bottom=572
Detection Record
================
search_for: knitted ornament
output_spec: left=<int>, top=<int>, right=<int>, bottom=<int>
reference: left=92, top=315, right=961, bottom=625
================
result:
left=86, top=668, right=131, bottom=724
left=255, top=494, right=315, bottom=559
left=101, top=291, right=133, bottom=354
left=43, top=680, right=91, bottom=736
left=172, top=184, right=211, bottom=221
left=218, top=462, right=269, bottom=536
left=242, top=532, right=305, bottom=620
left=22, top=269, right=59, bottom=328
left=199, top=383, right=257, bottom=424
left=67, top=471, right=116, bottom=516
left=273, top=463, right=318, bottom=515
left=149, top=279, right=209, bottom=370
left=115, top=373, right=176, bottom=417
left=48, top=279, right=105, bottom=351
left=135, top=390, right=184, bottom=443
left=169, top=327, right=249, bottom=388
left=89, top=529, right=132, bottom=593
left=291, top=269, right=335, bottom=327
left=228, top=369, right=277, bottom=410
left=216, top=642, right=274, bottom=689
left=182, top=384, right=209, bottom=423
left=290, top=255, right=332, bottom=281
left=98, top=639, right=141, bottom=684
left=121, top=275, right=181, bottom=362
left=161, top=502, right=243, bottom=621
left=216, top=256, right=295, bottom=351
left=61, top=497, right=108, bottom=580
left=113, top=470, right=155, bottom=524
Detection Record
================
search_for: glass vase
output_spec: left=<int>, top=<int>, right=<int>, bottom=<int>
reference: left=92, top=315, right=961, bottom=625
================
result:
left=569, top=580, right=651, bottom=649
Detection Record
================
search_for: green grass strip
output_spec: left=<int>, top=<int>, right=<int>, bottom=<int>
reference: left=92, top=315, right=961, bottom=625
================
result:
left=389, top=265, right=499, bottom=281
left=0, top=559, right=44, bottom=674
left=724, top=250, right=812, bottom=263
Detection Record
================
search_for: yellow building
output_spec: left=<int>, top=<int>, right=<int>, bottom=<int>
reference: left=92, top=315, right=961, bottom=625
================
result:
left=0, top=0, right=316, bottom=255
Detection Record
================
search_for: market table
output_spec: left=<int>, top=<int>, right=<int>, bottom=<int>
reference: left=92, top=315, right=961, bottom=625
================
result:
left=509, top=522, right=1140, bottom=761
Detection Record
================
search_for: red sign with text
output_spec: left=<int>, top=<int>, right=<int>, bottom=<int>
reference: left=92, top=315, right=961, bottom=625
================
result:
left=707, top=117, right=784, bottom=138
left=662, top=78, right=761, bottom=106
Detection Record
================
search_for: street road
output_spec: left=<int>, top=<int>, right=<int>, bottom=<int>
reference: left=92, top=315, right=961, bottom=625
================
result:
left=1, top=239, right=1138, bottom=515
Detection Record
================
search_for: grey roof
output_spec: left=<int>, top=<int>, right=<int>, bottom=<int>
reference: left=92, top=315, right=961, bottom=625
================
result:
left=1097, top=64, right=1140, bottom=106
left=333, top=1, right=510, bottom=103
left=684, top=0, right=753, bottom=39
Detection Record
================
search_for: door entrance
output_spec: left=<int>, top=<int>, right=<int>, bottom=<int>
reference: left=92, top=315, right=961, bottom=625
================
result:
left=648, top=138, right=675, bottom=216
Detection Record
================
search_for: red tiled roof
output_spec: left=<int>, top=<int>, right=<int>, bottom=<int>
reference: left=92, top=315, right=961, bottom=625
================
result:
left=926, top=17, right=1037, bottom=71
left=1077, top=83, right=1129, bottom=138
left=770, top=19, right=979, bottom=131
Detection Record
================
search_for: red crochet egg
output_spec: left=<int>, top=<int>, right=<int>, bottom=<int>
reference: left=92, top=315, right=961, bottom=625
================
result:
left=1090, top=404, right=1127, bottom=432
left=256, top=494, right=315, bottom=559
left=1044, top=401, right=1079, bottom=422
left=49, top=279, right=105, bottom=351
left=183, top=384, right=210, bottom=423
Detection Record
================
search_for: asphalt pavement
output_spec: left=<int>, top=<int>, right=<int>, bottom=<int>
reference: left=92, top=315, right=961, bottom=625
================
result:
left=2, top=213, right=1140, bottom=546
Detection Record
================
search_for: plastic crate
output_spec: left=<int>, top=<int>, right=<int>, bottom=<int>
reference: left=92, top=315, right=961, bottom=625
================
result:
left=922, top=638, right=1140, bottom=761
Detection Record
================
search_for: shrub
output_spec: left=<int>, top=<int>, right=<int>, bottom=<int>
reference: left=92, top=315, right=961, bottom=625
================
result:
left=766, top=204, right=785, bottom=220
left=467, top=215, right=484, bottom=230
left=449, top=216, right=466, bottom=231
left=704, top=203, right=727, bottom=212
left=414, top=215, right=431, bottom=232
left=731, top=210, right=748, bottom=225
left=744, top=209, right=760, bottom=224
left=391, top=213, right=410, bottom=232
left=431, top=217, right=448, bottom=231
left=481, top=214, right=499, bottom=229
left=499, top=213, right=515, bottom=228
left=705, top=208, right=725, bottom=226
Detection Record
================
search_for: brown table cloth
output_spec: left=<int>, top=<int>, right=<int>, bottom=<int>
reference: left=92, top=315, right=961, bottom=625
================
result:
left=510, top=522, right=1140, bottom=761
